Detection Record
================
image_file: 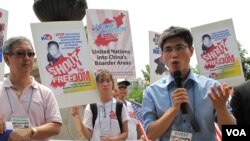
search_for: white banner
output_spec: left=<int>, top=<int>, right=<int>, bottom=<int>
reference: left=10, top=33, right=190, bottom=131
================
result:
left=0, top=8, right=8, bottom=81
left=191, top=19, right=244, bottom=86
left=149, top=31, right=168, bottom=83
left=31, top=21, right=99, bottom=108
left=86, top=9, right=136, bottom=79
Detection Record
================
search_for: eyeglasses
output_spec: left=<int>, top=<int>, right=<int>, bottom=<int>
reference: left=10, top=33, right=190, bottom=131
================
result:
left=163, top=45, right=188, bottom=54
left=8, top=50, right=35, bottom=58
left=118, top=85, right=127, bottom=89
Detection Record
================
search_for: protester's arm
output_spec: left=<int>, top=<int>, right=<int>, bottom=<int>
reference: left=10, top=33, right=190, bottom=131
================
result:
left=8, top=130, right=26, bottom=141
left=7, top=122, right=61, bottom=140
left=230, top=87, right=242, bottom=124
left=78, top=117, right=93, bottom=139
left=30, top=122, right=61, bottom=139
left=208, top=84, right=236, bottom=129
left=72, top=108, right=84, bottom=137
left=143, top=88, right=189, bottom=140
left=31, top=90, right=62, bottom=139
left=71, top=106, right=93, bottom=140
left=146, top=107, right=178, bottom=140
left=0, top=115, right=6, bottom=134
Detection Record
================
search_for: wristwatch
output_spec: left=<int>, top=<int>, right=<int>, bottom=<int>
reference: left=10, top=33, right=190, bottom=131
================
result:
left=30, top=127, right=38, bottom=137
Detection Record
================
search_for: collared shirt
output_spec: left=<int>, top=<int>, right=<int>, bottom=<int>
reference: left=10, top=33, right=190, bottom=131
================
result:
left=142, top=71, right=223, bottom=141
left=0, top=77, right=62, bottom=141
left=83, top=98, right=128, bottom=141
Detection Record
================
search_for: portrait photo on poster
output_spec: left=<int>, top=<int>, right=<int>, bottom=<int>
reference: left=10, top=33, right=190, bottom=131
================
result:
left=201, top=34, right=214, bottom=53
left=46, top=41, right=64, bottom=67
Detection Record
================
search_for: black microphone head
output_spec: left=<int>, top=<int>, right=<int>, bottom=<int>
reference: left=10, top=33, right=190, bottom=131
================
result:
left=173, top=70, right=183, bottom=88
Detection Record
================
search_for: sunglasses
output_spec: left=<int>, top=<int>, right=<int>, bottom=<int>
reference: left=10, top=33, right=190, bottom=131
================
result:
left=118, top=85, right=127, bottom=89
left=9, top=51, right=35, bottom=58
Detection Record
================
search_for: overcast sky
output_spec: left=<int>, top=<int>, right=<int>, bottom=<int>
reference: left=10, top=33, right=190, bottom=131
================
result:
left=1, top=0, right=249, bottom=78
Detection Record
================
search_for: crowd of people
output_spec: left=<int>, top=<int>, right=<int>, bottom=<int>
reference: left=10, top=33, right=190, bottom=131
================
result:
left=0, top=26, right=249, bottom=141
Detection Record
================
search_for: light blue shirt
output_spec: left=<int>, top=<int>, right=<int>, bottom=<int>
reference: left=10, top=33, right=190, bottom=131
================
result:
left=142, top=71, right=223, bottom=141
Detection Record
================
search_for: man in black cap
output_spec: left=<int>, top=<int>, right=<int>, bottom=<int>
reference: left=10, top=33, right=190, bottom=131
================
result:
left=117, top=80, right=131, bottom=101
left=117, top=80, right=144, bottom=140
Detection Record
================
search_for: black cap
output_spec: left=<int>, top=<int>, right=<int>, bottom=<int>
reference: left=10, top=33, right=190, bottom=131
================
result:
left=118, top=80, right=131, bottom=87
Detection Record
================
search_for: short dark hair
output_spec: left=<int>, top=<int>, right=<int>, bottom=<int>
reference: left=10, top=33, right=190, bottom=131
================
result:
left=47, top=41, right=59, bottom=50
left=202, top=34, right=211, bottom=41
left=159, top=26, right=193, bottom=50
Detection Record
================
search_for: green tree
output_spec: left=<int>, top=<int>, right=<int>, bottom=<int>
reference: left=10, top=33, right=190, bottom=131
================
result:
left=141, top=64, right=150, bottom=87
left=238, top=42, right=250, bottom=80
left=128, top=85, right=144, bottom=103
left=191, top=64, right=200, bottom=74
left=128, top=65, right=150, bottom=103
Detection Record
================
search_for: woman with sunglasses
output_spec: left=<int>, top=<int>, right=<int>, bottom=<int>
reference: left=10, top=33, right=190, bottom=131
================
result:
left=71, top=70, right=129, bottom=141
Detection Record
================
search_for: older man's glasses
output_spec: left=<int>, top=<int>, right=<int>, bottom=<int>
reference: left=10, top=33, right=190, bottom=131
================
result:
left=163, top=45, right=188, bottom=53
left=9, top=51, right=35, bottom=58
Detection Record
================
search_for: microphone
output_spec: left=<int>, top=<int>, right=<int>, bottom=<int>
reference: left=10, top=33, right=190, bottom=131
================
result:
left=173, top=70, right=200, bottom=132
left=173, top=70, right=187, bottom=114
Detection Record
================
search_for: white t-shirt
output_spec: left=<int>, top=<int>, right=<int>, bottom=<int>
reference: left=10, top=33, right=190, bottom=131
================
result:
left=126, top=101, right=139, bottom=140
left=83, top=98, right=129, bottom=141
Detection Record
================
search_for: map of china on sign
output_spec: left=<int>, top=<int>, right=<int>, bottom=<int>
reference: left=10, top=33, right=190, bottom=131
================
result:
left=94, top=12, right=125, bottom=47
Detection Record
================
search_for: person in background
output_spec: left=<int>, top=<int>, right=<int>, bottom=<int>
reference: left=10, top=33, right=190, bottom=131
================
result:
left=117, top=80, right=144, bottom=140
left=0, top=36, right=62, bottom=141
left=71, top=70, right=128, bottom=141
left=230, top=79, right=250, bottom=125
left=142, top=26, right=235, bottom=141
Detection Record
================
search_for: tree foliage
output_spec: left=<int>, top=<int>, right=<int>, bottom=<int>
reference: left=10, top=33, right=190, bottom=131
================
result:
left=141, top=64, right=150, bottom=87
left=128, top=65, right=150, bottom=103
left=128, top=85, right=144, bottom=103
left=191, top=64, right=200, bottom=74
left=238, top=42, right=250, bottom=80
